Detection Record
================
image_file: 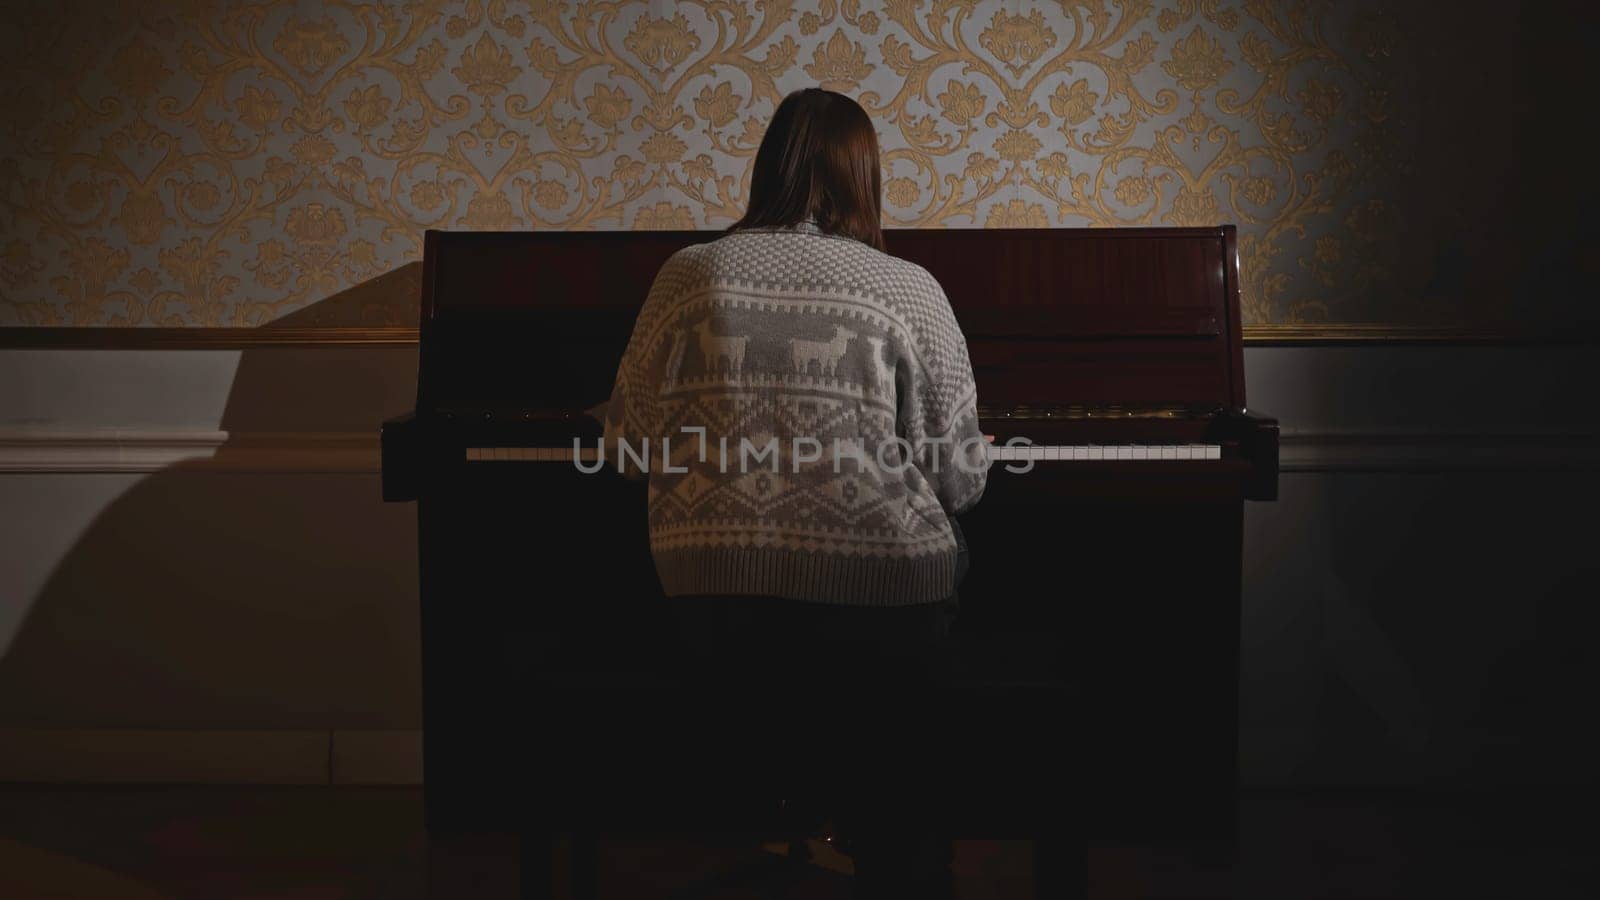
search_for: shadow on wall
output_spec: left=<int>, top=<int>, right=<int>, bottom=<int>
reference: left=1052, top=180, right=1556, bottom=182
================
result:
left=0, top=273, right=423, bottom=730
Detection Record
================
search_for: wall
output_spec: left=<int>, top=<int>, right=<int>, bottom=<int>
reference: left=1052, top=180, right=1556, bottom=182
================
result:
left=2, top=0, right=1590, bottom=328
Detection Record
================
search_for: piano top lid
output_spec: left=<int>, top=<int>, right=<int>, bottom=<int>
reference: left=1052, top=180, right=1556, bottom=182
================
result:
left=978, top=403, right=1226, bottom=420
left=414, top=225, right=1247, bottom=414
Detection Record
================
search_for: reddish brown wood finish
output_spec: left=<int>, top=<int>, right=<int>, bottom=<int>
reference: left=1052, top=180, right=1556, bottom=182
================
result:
left=418, top=226, right=1247, bottom=415
left=385, top=225, right=1280, bottom=844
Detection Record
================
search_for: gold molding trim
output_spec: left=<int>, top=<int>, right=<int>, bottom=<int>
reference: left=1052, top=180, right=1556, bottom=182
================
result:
left=1, top=324, right=1590, bottom=349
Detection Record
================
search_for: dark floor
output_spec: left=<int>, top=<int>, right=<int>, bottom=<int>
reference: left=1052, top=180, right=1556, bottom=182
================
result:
left=0, top=787, right=1594, bottom=899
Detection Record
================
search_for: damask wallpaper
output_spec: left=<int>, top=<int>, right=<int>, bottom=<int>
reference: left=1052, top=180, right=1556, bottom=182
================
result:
left=0, top=1, right=1488, bottom=328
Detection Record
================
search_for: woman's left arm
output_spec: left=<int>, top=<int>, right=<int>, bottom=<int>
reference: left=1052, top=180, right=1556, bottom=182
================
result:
left=601, top=250, right=692, bottom=480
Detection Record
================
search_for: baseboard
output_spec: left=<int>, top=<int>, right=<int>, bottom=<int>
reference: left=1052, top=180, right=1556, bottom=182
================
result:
left=0, top=728, right=422, bottom=785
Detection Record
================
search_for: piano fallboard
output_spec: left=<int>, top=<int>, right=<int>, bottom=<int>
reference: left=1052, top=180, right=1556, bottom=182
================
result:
left=413, top=227, right=1251, bottom=414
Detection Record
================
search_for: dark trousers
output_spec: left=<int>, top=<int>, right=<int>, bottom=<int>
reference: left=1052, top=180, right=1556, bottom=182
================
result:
left=663, top=526, right=968, bottom=898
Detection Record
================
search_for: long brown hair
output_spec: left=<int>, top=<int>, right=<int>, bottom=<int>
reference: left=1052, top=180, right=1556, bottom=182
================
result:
left=730, top=88, right=884, bottom=251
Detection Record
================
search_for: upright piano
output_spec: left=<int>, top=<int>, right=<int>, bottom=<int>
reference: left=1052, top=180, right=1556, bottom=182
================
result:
left=382, top=226, right=1278, bottom=844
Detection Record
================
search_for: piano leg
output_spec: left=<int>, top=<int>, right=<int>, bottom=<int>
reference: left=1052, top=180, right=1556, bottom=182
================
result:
left=572, top=830, right=598, bottom=900
left=517, top=830, right=554, bottom=900
left=424, top=830, right=519, bottom=898
left=1033, top=834, right=1086, bottom=900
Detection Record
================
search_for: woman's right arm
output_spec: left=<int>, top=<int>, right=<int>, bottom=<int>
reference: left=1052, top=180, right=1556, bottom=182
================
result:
left=896, top=272, right=989, bottom=515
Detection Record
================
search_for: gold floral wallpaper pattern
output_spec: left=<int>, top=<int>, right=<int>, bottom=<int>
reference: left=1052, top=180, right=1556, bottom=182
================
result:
left=0, top=0, right=1421, bottom=327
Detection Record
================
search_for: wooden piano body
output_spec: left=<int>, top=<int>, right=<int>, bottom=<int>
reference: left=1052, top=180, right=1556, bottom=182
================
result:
left=382, top=226, right=1279, bottom=842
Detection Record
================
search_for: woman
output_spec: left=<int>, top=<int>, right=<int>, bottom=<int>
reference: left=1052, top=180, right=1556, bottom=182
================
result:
left=601, top=87, right=986, bottom=898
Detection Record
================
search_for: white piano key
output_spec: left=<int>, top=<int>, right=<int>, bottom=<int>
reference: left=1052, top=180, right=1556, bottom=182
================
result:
left=1203, top=444, right=1221, bottom=460
left=1029, top=446, right=1048, bottom=460
left=1161, top=445, right=1176, bottom=460
left=1087, top=446, right=1104, bottom=460
left=1045, top=445, right=1061, bottom=461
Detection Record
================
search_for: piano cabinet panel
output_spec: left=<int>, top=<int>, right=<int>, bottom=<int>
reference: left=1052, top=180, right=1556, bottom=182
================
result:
left=415, top=466, right=664, bottom=833
left=953, top=492, right=1243, bottom=840
left=409, top=455, right=1246, bottom=838
left=892, top=232, right=1226, bottom=315
left=412, top=458, right=1244, bottom=837
left=967, top=339, right=1230, bottom=407
left=417, top=227, right=1254, bottom=415
left=978, top=460, right=1254, bottom=501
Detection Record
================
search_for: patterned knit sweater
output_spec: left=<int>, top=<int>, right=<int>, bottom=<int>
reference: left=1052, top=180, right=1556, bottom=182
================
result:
left=601, top=221, right=987, bottom=606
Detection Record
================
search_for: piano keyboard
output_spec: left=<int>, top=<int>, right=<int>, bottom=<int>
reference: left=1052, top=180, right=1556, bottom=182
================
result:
left=463, top=445, right=1221, bottom=462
